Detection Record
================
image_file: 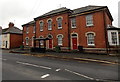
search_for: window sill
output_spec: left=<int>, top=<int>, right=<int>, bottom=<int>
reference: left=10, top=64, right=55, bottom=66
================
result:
left=58, top=44, right=63, bottom=46
left=86, top=24, right=94, bottom=27
left=87, top=44, right=95, bottom=47
left=58, top=27, right=62, bottom=29
left=40, top=30, right=43, bottom=32
left=71, top=27, right=76, bottom=29
left=48, top=29, right=52, bottom=31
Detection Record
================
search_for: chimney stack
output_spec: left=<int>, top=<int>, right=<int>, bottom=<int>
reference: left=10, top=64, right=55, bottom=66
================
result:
left=8, top=22, right=14, bottom=28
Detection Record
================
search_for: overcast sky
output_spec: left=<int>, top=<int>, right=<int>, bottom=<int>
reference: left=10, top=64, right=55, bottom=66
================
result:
left=0, top=0, right=119, bottom=29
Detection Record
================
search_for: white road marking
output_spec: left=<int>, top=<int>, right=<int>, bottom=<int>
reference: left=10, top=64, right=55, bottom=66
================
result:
left=74, top=58, right=117, bottom=64
left=0, top=58, right=7, bottom=61
left=41, top=74, right=50, bottom=79
left=16, top=61, right=52, bottom=70
left=56, top=69, right=61, bottom=72
left=65, top=69, right=95, bottom=80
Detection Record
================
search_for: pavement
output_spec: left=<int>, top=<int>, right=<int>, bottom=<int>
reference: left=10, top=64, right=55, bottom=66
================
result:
left=2, top=48, right=119, bottom=65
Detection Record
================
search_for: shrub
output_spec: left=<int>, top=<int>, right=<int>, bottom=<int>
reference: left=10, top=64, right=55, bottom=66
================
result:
left=55, top=46, right=61, bottom=53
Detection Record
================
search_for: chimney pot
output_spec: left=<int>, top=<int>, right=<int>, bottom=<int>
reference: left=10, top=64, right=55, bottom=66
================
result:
left=9, top=22, right=14, bottom=28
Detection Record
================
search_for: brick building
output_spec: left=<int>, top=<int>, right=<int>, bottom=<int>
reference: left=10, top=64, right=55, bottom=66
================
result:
left=22, top=21, right=35, bottom=47
left=1, top=22, right=23, bottom=49
left=22, top=5, right=119, bottom=52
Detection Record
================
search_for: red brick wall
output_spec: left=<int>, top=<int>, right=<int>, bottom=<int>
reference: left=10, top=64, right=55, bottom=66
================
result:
left=105, top=12, right=112, bottom=26
left=10, top=34, right=23, bottom=48
left=36, top=13, right=69, bottom=48
left=23, top=25, right=35, bottom=47
left=70, top=11, right=112, bottom=49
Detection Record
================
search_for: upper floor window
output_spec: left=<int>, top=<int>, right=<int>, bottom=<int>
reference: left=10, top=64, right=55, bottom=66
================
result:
left=111, top=32, right=117, bottom=44
left=48, top=20, right=52, bottom=30
left=57, top=17, right=62, bottom=29
left=71, top=18, right=76, bottom=28
left=33, top=25, right=35, bottom=33
left=40, top=21, right=44, bottom=31
left=57, top=34, right=63, bottom=46
left=86, top=32, right=95, bottom=46
left=26, top=26, right=29, bottom=34
left=86, top=14, right=93, bottom=26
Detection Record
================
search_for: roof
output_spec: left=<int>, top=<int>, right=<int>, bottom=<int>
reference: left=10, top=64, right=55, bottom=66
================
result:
left=107, top=25, right=120, bottom=30
left=71, top=5, right=113, bottom=21
left=34, top=5, right=113, bottom=21
left=34, top=7, right=70, bottom=20
left=2, top=27, right=22, bottom=34
left=72, top=5, right=106, bottom=15
left=22, top=21, right=35, bottom=27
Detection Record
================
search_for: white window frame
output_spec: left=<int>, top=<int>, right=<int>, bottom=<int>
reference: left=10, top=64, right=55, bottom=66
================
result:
left=47, top=34, right=53, bottom=39
left=85, top=32, right=95, bottom=46
left=111, top=32, right=117, bottom=45
left=57, top=17, right=63, bottom=29
left=86, top=14, right=93, bottom=27
left=47, top=20, right=52, bottom=30
left=108, top=30, right=119, bottom=46
left=71, top=18, right=76, bottom=28
left=40, top=21, right=44, bottom=31
left=57, top=34, right=63, bottom=46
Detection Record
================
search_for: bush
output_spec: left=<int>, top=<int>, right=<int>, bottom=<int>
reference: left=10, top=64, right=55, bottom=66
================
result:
left=55, top=46, right=61, bottom=53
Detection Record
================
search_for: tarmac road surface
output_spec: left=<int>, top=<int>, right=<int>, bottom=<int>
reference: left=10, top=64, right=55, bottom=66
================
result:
left=1, top=52, right=119, bottom=81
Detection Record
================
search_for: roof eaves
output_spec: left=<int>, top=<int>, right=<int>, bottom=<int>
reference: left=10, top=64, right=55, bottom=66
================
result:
left=22, top=21, right=35, bottom=27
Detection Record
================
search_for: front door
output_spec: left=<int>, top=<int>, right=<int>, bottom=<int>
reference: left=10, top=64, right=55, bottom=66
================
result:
left=72, top=37, right=77, bottom=49
left=49, top=39, right=52, bottom=49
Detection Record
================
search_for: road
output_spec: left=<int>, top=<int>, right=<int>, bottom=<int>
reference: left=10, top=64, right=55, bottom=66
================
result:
left=1, top=52, right=118, bottom=81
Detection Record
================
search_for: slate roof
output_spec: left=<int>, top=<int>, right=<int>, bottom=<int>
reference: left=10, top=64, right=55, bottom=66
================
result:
left=34, top=5, right=113, bottom=21
left=71, top=5, right=113, bottom=21
left=42, top=7, right=70, bottom=16
left=34, top=7, right=70, bottom=20
left=22, top=21, right=35, bottom=27
left=2, top=27, right=22, bottom=34
left=72, top=5, right=106, bottom=15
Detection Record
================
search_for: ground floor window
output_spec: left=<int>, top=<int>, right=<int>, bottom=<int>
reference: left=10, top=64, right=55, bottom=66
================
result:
left=57, top=34, right=63, bottom=46
left=86, top=32, right=95, bottom=46
left=111, top=32, right=117, bottom=45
